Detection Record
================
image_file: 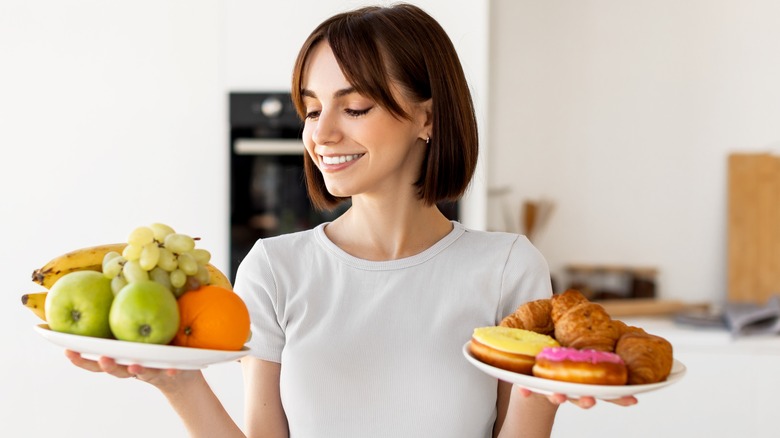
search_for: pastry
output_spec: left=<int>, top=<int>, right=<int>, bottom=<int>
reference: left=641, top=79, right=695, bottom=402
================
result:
left=551, top=290, right=622, bottom=352
left=469, top=326, right=559, bottom=375
left=532, top=346, right=628, bottom=385
left=615, top=331, right=674, bottom=384
left=499, top=298, right=554, bottom=336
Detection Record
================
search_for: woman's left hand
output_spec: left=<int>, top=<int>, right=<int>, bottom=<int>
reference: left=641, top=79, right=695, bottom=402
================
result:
left=515, top=386, right=637, bottom=409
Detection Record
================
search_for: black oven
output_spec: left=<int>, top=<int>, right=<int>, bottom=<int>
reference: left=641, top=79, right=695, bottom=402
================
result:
left=229, top=92, right=347, bottom=280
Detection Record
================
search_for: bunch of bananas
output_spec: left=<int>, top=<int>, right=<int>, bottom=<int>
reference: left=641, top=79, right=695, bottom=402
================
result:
left=21, top=242, right=232, bottom=322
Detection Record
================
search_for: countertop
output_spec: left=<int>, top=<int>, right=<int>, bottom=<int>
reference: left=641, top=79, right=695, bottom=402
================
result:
left=621, top=315, right=780, bottom=353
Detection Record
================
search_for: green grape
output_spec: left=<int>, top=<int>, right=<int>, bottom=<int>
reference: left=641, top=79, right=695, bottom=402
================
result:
left=149, top=222, right=176, bottom=242
left=164, top=233, right=195, bottom=254
left=139, top=243, right=160, bottom=271
left=103, top=255, right=126, bottom=279
left=102, top=251, right=122, bottom=267
left=149, top=267, right=172, bottom=290
left=123, top=259, right=149, bottom=283
left=111, top=275, right=128, bottom=295
left=170, top=269, right=187, bottom=288
left=191, top=248, right=211, bottom=265
left=157, top=247, right=178, bottom=271
left=195, top=265, right=211, bottom=285
left=128, top=226, right=154, bottom=247
left=178, top=252, right=198, bottom=276
left=122, top=243, right=142, bottom=261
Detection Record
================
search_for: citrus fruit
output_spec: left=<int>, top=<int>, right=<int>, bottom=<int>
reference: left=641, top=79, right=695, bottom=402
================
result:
left=172, top=285, right=250, bottom=351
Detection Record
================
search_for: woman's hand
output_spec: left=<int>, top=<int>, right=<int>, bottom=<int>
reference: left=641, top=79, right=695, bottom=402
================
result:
left=64, top=350, right=198, bottom=391
left=515, top=386, right=637, bottom=409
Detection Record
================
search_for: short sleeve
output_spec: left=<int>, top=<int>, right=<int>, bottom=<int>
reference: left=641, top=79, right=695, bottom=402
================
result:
left=232, top=239, right=285, bottom=363
left=497, top=235, right=553, bottom=323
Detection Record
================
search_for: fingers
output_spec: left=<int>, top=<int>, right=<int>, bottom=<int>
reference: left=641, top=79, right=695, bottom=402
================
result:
left=65, top=350, right=181, bottom=385
left=608, top=395, right=638, bottom=407
left=516, top=386, right=636, bottom=409
left=569, top=395, right=596, bottom=409
left=65, top=350, right=137, bottom=379
left=65, top=350, right=105, bottom=373
left=97, top=356, right=137, bottom=379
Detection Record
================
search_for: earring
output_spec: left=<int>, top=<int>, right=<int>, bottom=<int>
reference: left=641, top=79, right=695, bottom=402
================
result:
left=426, top=136, right=431, bottom=145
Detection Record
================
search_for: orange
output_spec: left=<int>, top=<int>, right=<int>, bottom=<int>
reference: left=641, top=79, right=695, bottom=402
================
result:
left=171, top=285, right=250, bottom=351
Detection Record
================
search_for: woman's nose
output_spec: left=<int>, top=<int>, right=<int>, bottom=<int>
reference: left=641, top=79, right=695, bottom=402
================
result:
left=311, top=110, right=341, bottom=145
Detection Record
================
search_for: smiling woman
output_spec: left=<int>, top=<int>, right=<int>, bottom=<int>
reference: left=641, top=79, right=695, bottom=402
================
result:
left=290, top=4, right=478, bottom=211
left=58, top=3, right=583, bottom=438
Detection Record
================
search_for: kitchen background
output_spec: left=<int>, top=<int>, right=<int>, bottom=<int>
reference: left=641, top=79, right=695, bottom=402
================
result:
left=2, top=0, right=779, bottom=436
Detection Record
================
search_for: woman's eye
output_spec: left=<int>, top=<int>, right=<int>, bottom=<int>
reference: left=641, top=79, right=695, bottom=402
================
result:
left=305, top=110, right=321, bottom=120
left=345, top=107, right=372, bottom=117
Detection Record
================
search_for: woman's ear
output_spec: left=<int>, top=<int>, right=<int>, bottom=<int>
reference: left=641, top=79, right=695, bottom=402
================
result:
left=417, top=98, right=433, bottom=141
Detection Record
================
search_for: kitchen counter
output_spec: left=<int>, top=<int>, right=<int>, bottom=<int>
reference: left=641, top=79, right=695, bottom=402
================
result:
left=621, top=315, right=780, bottom=353
left=549, top=315, right=780, bottom=438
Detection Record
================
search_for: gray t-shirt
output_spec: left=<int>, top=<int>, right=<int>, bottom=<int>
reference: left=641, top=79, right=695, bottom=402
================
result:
left=234, top=221, right=552, bottom=438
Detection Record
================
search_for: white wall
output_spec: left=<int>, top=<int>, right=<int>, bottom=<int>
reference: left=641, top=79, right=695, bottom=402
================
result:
left=489, top=0, right=780, bottom=304
left=1, top=1, right=488, bottom=436
left=1, top=1, right=230, bottom=436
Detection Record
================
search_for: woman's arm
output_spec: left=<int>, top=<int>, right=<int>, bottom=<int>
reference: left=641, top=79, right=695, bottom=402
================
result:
left=65, top=352, right=288, bottom=437
left=241, top=357, right=289, bottom=438
left=158, top=369, right=246, bottom=438
left=495, top=381, right=558, bottom=438
left=161, top=357, right=288, bottom=438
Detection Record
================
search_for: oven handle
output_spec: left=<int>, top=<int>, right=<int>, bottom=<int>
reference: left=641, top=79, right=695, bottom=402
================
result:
left=234, top=139, right=303, bottom=155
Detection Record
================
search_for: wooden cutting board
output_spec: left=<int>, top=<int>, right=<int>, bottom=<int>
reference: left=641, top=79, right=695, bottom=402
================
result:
left=597, top=298, right=708, bottom=317
left=728, top=153, right=780, bottom=304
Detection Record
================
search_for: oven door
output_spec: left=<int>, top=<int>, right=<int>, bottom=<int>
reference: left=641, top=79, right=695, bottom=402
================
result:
left=229, top=138, right=347, bottom=279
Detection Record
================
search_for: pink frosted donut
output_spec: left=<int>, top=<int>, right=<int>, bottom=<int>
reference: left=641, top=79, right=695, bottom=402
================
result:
left=532, top=347, right=628, bottom=385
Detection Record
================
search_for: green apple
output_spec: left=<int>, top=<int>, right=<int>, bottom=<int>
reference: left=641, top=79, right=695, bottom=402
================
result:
left=109, top=280, right=179, bottom=344
left=45, top=271, right=114, bottom=338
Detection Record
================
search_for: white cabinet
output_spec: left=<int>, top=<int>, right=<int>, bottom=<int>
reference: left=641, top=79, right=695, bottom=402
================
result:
left=551, top=317, right=780, bottom=438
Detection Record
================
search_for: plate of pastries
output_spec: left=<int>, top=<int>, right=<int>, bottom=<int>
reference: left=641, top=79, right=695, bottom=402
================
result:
left=464, top=289, right=686, bottom=399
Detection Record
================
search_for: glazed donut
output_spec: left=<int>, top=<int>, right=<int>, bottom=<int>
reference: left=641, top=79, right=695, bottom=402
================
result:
left=532, top=346, right=628, bottom=385
left=470, top=326, right=559, bottom=375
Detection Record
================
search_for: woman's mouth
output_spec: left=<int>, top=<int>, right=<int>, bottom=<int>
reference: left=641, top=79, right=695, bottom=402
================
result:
left=320, top=153, right=364, bottom=165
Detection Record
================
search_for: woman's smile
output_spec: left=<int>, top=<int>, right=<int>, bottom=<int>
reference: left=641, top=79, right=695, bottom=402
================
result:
left=318, top=153, right=366, bottom=173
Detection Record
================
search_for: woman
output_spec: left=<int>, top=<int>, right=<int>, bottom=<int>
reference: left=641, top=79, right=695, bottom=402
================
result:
left=67, top=4, right=634, bottom=437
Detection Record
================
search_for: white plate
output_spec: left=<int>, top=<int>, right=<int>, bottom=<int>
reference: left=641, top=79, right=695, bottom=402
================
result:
left=463, top=342, right=686, bottom=400
left=35, top=324, right=249, bottom=370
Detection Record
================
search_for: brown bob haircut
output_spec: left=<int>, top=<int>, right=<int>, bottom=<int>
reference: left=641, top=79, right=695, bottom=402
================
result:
left=291, top=3, right=478, bottom=210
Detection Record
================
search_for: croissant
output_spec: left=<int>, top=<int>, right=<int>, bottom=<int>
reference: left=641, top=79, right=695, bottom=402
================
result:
left=551, top=290, right=622, bottom=352
left=615, top=331, right=674, bottom=384
left=613, top=319, right=647, bottom=337
left=499, top=299, right=554, bottom=336
left=550, top=289, right=588, bottom=323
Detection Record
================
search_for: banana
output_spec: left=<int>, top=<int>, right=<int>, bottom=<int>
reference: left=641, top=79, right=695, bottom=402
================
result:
left=31, top=243, right=127, bottom=289
left=21, top=291, right=48, bottom=322
left=205, top=263, right=233, bottom=290
left=31, top=241, right=232, bottom=292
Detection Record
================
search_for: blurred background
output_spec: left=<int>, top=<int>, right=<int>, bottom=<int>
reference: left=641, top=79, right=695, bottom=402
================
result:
left=2, top=0, right=779, bottom=436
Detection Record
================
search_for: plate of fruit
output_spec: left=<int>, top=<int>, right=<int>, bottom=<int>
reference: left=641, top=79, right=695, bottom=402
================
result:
left=22, top=223, right=252, bottom=370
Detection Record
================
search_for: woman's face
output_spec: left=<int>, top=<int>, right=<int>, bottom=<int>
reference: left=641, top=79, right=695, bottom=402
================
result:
left=300, top=42, right=430, bottom=202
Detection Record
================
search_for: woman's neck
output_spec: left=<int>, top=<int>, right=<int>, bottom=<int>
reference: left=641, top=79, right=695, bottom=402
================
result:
left=324, top=195, right=453, bottom=261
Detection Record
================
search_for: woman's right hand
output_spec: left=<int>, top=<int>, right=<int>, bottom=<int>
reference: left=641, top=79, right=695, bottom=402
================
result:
left=64, top=350, right=199, bottom=391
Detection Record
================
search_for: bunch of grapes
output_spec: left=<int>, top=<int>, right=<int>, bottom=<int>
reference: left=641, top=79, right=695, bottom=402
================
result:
left=102, top=223, right=212, bottom=297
